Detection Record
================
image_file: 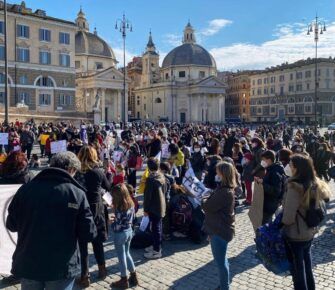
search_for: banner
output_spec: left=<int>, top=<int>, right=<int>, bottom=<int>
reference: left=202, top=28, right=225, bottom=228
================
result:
left=182, top=167, right=210, bottom=201
left=0, top=184, right=22, bottom=275
left=51, top=140, right=67, bottom=154
left=0, top=133, right=9, bottom=145
left=248, top=182, right=264, bottom=232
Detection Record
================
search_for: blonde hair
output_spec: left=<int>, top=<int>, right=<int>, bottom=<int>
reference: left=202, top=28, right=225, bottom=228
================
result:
left=112, top=184, right=134, bottom=211
left=302, top=178, right=332, bottom=208
left=78, top=146, right=99, bottom=172
left=216, top=161, right=237, bottom=188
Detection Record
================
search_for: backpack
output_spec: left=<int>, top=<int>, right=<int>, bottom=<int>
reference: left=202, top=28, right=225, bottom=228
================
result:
left=171, top=195, right=193, bottom=232
left=255, top=213, right=289, bottom=275
left=298, top=198, right=327, bottom=228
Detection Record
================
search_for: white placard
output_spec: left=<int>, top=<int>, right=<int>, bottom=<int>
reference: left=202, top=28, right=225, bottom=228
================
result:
left=113, top=150, right=123, bottom=163
left=116, top=129, right=123, bottom=138
left=51, top=140, right=67, bottom=154
left=161, top=143, right=170, bottom=159
left=182, top=167, right=210, bottom=200
left=0, top=184, right=22, bottom=275
left=102, top=191, right=113, bottom=206
left=139, top=216, right=150, bottom=232
left=0, top=133, right=9, bottom=145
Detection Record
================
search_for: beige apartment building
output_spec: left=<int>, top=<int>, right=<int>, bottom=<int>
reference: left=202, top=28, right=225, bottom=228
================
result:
left=250, top=58, right=335, bottom=125
left=0, top=1, right=81, bottom=122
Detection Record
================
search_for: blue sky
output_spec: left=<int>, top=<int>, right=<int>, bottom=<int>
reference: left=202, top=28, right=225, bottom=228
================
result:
left=24, top=0, right=335, bottom=70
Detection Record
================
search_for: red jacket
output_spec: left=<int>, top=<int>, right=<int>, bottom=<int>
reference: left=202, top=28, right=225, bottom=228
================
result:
left=113, top=173, right=125, bottom=186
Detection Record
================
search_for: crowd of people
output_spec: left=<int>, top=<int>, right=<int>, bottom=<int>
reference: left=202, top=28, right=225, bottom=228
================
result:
left=1, top=119, right=334, bottom=290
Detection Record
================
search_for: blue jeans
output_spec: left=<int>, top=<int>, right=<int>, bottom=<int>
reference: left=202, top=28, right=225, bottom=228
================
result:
left=113, top=228, right=136, bottom=277
left=285, top=239, right=315, bottom=290
left=210, top=235, right=230, bottom=290
left=21, top=278, right=75, bottom=290
left=149, top=213, right=162, bottom=252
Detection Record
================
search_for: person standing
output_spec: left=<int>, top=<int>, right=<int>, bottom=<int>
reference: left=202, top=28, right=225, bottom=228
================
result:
left=143, top=158, right=167, bottom=259
left=6, top=152, right=97, bottom=290
left=282, top=154, right=331, bottom=290
left=202, top=161, right=236, bottom=290
left=146, top=130, right=162, bottom=158
left=77, top=146, right=111, bottom=287
left=20, top=125, right=35, bottom=160
left=110, top=184, right=139, bottom=289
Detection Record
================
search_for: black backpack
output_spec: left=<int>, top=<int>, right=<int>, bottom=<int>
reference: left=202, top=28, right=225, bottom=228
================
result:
left=298, top=198, right=327, bottom=228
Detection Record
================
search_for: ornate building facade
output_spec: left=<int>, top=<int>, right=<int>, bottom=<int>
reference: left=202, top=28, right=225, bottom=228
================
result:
left=0, top=1, right=82, bottom=122
left=134, top=23, right=226, bottom=123
left=250, top=58, right=335, bottom=124
left=127, top=56, right=142, bottom=119
left=74, top=8, right=128, bottom=124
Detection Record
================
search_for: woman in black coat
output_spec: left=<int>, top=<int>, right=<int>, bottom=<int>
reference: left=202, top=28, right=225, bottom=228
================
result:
left=77, top=146, right=111, bottom=287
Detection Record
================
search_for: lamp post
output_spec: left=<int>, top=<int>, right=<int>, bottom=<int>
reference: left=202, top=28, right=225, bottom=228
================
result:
left=307, top=15, right=326, bottom=133
left=4, top=0, right=9, bottom=125
left=115, top=14, right=132, bottom=127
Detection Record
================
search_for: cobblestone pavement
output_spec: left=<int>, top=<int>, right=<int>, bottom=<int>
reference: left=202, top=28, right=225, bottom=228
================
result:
left=1, top=163, right=335, bottom=289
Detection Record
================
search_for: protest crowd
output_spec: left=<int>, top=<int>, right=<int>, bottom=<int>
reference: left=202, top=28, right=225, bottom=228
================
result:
left=0, top=118, right=334, bottom=290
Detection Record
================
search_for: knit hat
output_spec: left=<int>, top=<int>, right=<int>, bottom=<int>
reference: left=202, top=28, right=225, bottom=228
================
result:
left=244, top=152, right=253, bottom=161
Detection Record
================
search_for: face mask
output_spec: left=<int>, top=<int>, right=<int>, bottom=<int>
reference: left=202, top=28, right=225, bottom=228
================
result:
left=284, top=164, right=293, bottom=177
left=261, top=160, right=268, bottom=168
left=241, top=158, right=249, bottom=166
left=194, top=148, right=201, bottom=153
left=215, top=175, right=222, bottom=183
left=251, top=143, right=258, bottom=148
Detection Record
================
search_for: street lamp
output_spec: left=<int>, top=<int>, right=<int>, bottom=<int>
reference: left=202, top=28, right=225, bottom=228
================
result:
left=307, top=15, right=326, bottom=133
left=115, top=14, right=132, bottom=127
left=4, top=0, right=9, bottom=125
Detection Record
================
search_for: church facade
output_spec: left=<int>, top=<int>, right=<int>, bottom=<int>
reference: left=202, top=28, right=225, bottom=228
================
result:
left=134, top=23, right=226, bottom=123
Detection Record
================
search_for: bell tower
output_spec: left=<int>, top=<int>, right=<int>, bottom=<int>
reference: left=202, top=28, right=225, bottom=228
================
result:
left=75, top=7, right=89, bottom=32
left=141, top=31, right=160, bottom=86
left=183, top=21, right=196, bottom=44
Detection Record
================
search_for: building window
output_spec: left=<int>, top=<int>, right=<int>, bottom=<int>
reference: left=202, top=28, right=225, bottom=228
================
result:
left=59, top=94, right=73, bottom=106
left=263, top=88, right=268, bottom=94
left=296, top=84, right=303, bottom=91
left=306, top=83, right=310, bottom=90
left=165, top=73, right=169, bottom=80
left=144, top=104, right=146, bottom=111
left=95, top=62, right=103, bottom=69
left=257, top=79, right=262, bottom=85
left=59, top=32, right=70, bottom=45
left=18, top=92, right=30, bottom=104
left=279, top=75, right=285, bottom=82
left=19, top=75, right=28, bottom=85
left=75, top=61, right=80, bottom=69
left=296, top=72, right=303, bottom=79
left=271, top=107, right=276, bottom=113
left=257, top=88, right=261, bottom=95
left=270, top=76, right=276, bottom=83
left=0, top=73, right=5, bottom=84
left=59, top=53, right=70, bottom=67
left=0, top=21, right=3, bottom=34
left=36, top=76, right=54, bottom=87
left=39, top=94, right=51, bottom=105
left=288, top=105, right=295, bottom=113
left=39, top=51, right=51, bottom=65
left=280, top=86, right=284, bottom=95
left=264, top=78, right=268, bottom=84
left=289, top=84, right=294, bottom=92
left=270, top=86, right=275, bottom=94
left=0, top=45, right=4, bottom=60
left=290, top=73, right=293, bottom=81
left=16, top=47, right=30, bottom=62
left=39, top=29, right=51, bottom=42
left=61, top=79, right=68, bottom=87
left=137, top=100, right=140, bottom=105
left=305, top=70, right=311, bottom=78
left=17, top=24, right=29, bottom=38
left=199, top=71, right=205, bottom=78
left=155, top=98, right=162, bottom=103
left=178, top=71, right=186, bottom=78
left=305, top=105, right=312, bottom=113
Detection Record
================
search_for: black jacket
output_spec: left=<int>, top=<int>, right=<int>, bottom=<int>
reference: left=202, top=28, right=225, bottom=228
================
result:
left=190, top=152, right=205, bottom=174
left=6, top=168, right=97, bottom=281
left=263, top=163, right=285, bottom=214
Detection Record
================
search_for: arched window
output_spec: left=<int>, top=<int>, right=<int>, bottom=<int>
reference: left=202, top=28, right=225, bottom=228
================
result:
left=304, top=96, right=313, bottom=103
left=36, top=76, right=55, bottom=87
left=155, top=97, right=162, bottom=104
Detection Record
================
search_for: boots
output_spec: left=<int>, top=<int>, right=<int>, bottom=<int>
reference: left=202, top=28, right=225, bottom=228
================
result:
left=98, top=264, right=107, bottom=279
left=76, top=275, right=90, bottom=288
left=111, top=276, right=129, bottom=289
left=128, top=272, right=139, bottom=287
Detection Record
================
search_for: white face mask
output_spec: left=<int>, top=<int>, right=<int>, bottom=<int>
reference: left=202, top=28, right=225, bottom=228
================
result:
left=215, top=175, right=222, bottom=183
left=284, top=164, right=293, bottom=177
left=261, top=160, right=268, bottom=168
left=251, top=143, right=258, bottom=148
left=194, top=148, right=201, bottom=153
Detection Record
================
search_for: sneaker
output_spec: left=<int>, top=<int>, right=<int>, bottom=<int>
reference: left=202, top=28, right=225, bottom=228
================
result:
left=144, top=245, right=153, bottom=253
left=144, top=250, right=162, bottom=259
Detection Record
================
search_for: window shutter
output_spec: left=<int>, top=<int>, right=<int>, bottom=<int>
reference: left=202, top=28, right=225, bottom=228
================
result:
left=39, top=29, right=43, bottom=41
left=39, top=51, right=42, bottom=64
left=39, top=94, right=43, bottom=105
left=66, top=55, right=70, bottom=67
left=59, top=54, right=62, bottom=66
left=16, top=25, right=20, bottom=37
left=57, top=94, right=61, bottom=106
left=47, top=94, right=51, bottom=105
left=59, top=32, right=62, bottom=43
left=48, top=52, right=51, bottom=64
left=47, top=30, right=51, bottom=41
left=26, top=49, right=30, bottom=62
left=26, top=26, right=30, bottom=38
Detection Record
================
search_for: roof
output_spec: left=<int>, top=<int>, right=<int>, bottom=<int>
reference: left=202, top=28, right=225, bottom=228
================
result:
left=162, top=43, right=216, bottom=68
left=75, top=30, right=115, bottom=59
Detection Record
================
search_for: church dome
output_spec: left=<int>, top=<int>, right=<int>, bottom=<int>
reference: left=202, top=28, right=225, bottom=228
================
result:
left=162, top=43, right=216, bottom=68
left=75, top=30, right=116, bottom=59
left=162, top=22, right=216, bottom=69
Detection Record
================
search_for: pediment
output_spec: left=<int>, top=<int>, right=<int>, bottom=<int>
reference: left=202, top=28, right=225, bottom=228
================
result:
left=196, top=76, right=227, bottom=88
left=95, top=67, right=126, bottom=81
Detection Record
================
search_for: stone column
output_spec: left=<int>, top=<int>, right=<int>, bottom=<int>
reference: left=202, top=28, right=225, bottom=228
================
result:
left=101, top=89, right=106, bottom=123
left=188, top=93, right=192, bottom=122
left=117, top=90, right=122, bottom=122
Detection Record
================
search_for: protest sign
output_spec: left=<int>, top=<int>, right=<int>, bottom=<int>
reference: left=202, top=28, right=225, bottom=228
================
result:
left=0, top=133, right=9, bottom=145
left=0, top=184, right=21, bottom=275
left=51, top=140, right=67, bottom=154
left=161, top=143, right=170, bottom=159
left=113, top=150, right=123, bottom=163
left=182, top=167, right=209, bottom=200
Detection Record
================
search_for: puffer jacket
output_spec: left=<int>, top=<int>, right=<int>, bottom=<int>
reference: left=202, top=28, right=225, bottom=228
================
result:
left=282, top=179, right=331, bottom=241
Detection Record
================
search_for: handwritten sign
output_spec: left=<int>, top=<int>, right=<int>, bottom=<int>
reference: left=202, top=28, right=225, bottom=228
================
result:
left=51, top=140, right=67, bottom=154
left=182, top=167, right=210, bottom=200
left=0, top=184, right=22, bottom=275
left=0, top=133, right=9, bottom=145
left=113, top=150, right=123, bottom=163
left=161, top=144, right=170, bottom=159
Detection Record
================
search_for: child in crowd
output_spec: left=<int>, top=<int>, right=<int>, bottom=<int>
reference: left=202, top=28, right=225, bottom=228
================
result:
left=242, top=152, right=254, bottom=206
left=113, top=163, right=125, bottom=186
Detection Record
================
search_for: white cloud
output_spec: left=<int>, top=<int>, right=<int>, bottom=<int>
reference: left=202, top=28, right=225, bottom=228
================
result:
left=164, top=33, right=182, bottom=47
left=210, top=22, right=335, bottom=71
left=111, top=47, right=135, bottom=67
left=201, top=19, right=233, bottom=36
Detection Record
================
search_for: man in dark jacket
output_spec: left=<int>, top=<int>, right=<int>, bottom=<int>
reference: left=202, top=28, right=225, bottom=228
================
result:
left=143, top=158, right=167, bottom=259
left=20, top=125, right=35, bottom=160
left=6, top=151, right=97, bottom=290
left=255, top=150, right=285, bottom=225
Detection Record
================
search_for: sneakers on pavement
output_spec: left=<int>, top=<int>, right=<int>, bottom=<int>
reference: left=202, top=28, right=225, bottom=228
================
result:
left=144, top=250, right=162, bottom=259
left=144, top=245, right=153, bottom=253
